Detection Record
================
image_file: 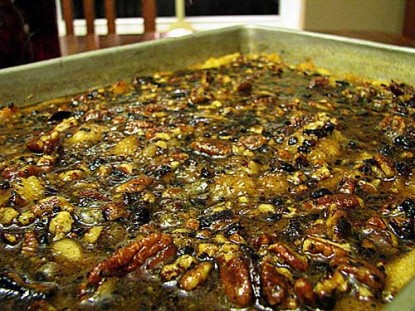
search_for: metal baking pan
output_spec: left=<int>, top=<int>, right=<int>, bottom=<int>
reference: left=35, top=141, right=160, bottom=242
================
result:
left=1, top=25, right=415, bottom=106
left=0, top=25, right=414, bottom=310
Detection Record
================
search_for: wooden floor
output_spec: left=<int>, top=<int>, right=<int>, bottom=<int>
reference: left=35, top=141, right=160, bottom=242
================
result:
left=59, top=30, right=415, bottom=56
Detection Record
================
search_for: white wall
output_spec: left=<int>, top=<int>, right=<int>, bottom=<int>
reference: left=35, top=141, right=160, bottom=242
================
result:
left=303, top=0, right=405, bottom=34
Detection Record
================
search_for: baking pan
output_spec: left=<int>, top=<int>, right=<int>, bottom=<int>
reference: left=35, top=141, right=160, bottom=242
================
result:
left=0, top=25, right=414, bottom=310
left=1, top=25, right=415, bottom=107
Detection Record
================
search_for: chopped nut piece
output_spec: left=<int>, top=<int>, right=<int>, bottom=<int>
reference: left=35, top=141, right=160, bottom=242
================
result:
left=52, top=238, right=83, bottom=262
left=0, top=207, right=19, bottom=225
left=66, top=125, right=102, bottom=145
left=101, top=202, right=129, bottom=221
left=58, top=169, right=84, bottom=182
left=14, top=176, right=45, bottom=203
left=3, top=233, right=19, bottom=245
left=178, top=261, right=213, bottom=291
left=112, top=136, right=139, bottom=156
left=161, top=255, right=197, bottom=281
left=18, top=211, right=35, bottom=225
left=27, top=131, right=60, bottom=154
left=83, top=226, right=103, bottom=244
left=49, top=211, right=74, bottom=240
left=211, top=175, right=256, bottom=200
left=257, top=203, right=276, bottom=214
left=197, top=243, right=219, bottom=258
left=314, top=270, right=348, bottom=309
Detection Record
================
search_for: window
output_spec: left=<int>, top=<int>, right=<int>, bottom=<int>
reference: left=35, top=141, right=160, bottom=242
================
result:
left=184, top=0, right=279, bottom=16
left=70, top=0, right=279, bottom=18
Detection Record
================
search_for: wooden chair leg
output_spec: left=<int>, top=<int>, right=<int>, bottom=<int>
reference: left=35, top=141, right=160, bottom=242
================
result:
left=83, top=0, right=95, bottom=34
left=141, top=0, right=156, bottom=33
left=105, top=0, right=116, bottom=34
left=62, top=0, right=74, bottom=35
left=404, top=0, right=415, bottom=39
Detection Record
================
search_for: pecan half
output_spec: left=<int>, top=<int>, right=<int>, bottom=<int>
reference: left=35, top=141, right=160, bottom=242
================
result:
left=338, top=178, right=356, bottom=194
left=294, top=278, right=315, bottom=307
left=30, top=196, right=65, bottom=217
left=253, top=233, right=273, bottom=251
left=268, top=242, right=309, bottom=272
left=373, top=153, right=396, bottom=179
left=87, top=233, right=176, bottom=286
left=260, top=262, right=288, bottom=306
left=124, top=120, right=154, bottom=134
left=191, top=138, right=232, bottom=158
left=331, top=257, right=386, bottom=292
left=115, top=175, right=153, bottom=193
left=21, top=231, right=39, bottom=257
left=361, top=216, right=399, bottom=254
left=309, top=76, right=329, bottom=89
left=239, top=135, right=268, bottom=150
left=145, top=241, right=177, bottom=270
left=217, top=253, right=253, bottom=307
left=302, top=237, right=349, bottom=261
left=302, top=193, right=364, bottom=211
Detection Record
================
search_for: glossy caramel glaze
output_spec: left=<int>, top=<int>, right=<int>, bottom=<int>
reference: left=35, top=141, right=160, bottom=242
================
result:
left=0, top=54, right=413, bottom=310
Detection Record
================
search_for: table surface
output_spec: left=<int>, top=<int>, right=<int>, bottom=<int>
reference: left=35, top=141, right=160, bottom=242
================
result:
left=59, top=33, right=166, bottom=56
left=59, top=30, right=415, bottom=56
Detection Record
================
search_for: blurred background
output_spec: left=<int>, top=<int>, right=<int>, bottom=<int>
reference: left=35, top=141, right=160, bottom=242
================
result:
left=68, top=0, right=279, bottom=18
left=0, top=0, right=414, bottom=69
